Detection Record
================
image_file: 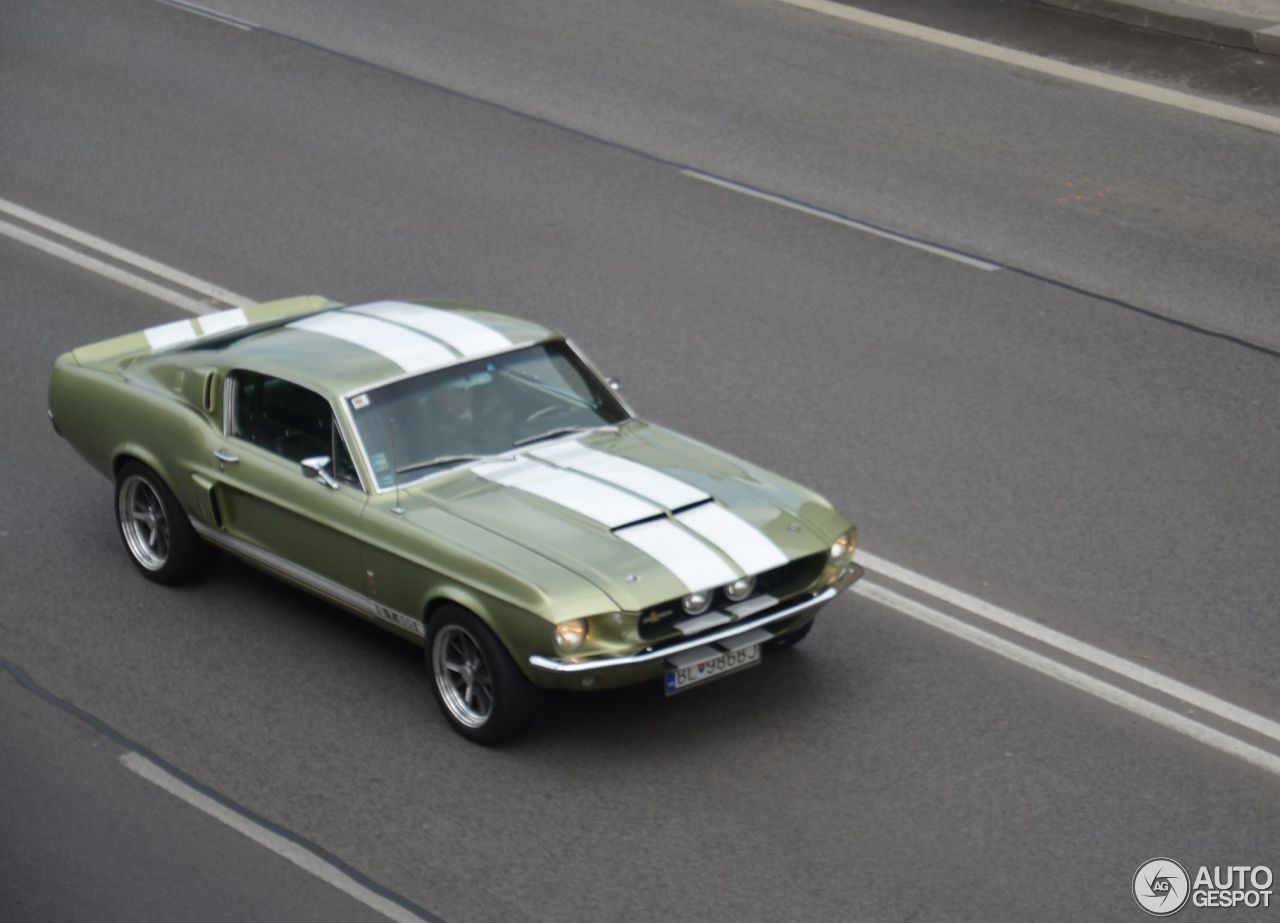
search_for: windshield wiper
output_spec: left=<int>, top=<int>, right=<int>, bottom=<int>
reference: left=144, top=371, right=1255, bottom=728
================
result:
left=497, top=368, right=594, bottom=409
left=512, top=423, right=625, bottom=448
left=396, top=453, right=485, bottom=475
left=511, top=425, right=593, bottom=448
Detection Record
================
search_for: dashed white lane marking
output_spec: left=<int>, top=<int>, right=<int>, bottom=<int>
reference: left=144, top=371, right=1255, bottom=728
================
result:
left=773, top=0, right=1280, bottom=136
left=682, top=170, right=1001, bottom=271
left=119, top=753, right=435, bottom=923
left=0, top=197, right=252, bottom=311
left=13, top=199, right=1280, bottom=776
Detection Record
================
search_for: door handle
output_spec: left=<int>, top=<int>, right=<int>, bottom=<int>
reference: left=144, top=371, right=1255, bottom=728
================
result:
left=213, top=448, right=240, bottom=464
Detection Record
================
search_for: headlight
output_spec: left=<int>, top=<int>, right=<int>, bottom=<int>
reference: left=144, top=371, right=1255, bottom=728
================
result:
left=830, top=534, right=853, bottom=561
left=554, top=618, right=587, bottom=654
left=724, top=575, right=756, bottom=602
left=681, top=590, right=712, bottom=615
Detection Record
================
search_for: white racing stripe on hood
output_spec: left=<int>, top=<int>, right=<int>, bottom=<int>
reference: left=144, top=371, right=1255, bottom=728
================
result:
left=529, top=442, right=708, bottom=509
left=471, top=456, right=660, bottom=529
left=676, top=503, right=788, bottom=575
left=290, top=312, right=456, bottom=374
left=613, top=519, right=739, bottom=592
left=351, top=302, right=511, bottom=357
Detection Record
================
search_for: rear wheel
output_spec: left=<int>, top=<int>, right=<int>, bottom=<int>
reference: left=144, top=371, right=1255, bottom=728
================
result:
left=426, top=605, right=543, bottom=744
left=114, top=462, right=215, bottom=584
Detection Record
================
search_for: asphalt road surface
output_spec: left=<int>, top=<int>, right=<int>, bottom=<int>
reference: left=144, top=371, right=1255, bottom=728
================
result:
left=2, top=1, right=1278, bottom=921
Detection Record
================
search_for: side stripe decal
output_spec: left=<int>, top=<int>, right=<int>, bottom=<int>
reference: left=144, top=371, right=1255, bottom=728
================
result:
left=189, top=521, right=425, bottom=637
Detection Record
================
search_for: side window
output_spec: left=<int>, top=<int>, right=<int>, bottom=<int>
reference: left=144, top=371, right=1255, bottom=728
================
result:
left=231, top=372, right=361, bottom=488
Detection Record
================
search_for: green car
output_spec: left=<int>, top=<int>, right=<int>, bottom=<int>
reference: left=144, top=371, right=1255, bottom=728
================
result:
left=49, top=297, right=863, bottom=742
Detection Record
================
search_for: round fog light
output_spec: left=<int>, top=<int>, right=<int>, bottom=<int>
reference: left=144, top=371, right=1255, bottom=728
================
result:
left=681, top=591, right=712, bottom=616
left=724, top=575, right=756, bottom=602
left=554, top=618, right=587, bottom=654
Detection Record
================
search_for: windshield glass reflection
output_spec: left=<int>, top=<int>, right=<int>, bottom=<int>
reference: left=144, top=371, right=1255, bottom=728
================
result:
left=347, top=341, right=629, bottom=489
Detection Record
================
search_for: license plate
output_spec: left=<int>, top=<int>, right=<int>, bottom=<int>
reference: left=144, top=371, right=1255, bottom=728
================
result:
left=664, top=644, right=760, bottom=695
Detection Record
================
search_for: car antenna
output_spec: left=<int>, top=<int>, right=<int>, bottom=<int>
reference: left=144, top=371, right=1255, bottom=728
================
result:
left=390, top=417, right=405, bottom=515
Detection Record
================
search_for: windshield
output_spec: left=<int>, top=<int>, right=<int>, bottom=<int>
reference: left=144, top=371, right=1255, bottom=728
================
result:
left=346, top=341, right=629, bottom=488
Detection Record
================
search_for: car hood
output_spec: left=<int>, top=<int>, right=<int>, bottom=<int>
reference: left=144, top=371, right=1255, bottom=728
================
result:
left=403, top=421, right=845, bottom=612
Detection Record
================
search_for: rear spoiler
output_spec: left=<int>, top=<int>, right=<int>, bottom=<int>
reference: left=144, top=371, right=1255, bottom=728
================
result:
left=69, top=295, right=342, bottom=368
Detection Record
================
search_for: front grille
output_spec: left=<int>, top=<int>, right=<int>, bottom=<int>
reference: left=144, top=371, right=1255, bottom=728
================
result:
left=756, top=552, right=827, bottom=599
left=637, top=551, right=828, bottom=641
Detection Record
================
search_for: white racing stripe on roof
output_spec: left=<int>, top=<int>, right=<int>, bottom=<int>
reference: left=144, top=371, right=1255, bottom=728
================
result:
left=352, top=302, right=511, bottom=357
left=144, top=318, right=200, bottom=351
left=676, top=503, right=789, bottom=575
left=614, top=519, right=739, bottom=592
left=529, top=442, right=708, bottom=509
left=290, top=312, right=456, bottom=374
left=472, top=457, right=660, bottom=529
left=197, top=307, right=249, bottom=336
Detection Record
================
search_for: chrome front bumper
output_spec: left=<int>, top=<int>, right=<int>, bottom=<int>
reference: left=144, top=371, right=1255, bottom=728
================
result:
left=528, top=566, right=862, bottom=675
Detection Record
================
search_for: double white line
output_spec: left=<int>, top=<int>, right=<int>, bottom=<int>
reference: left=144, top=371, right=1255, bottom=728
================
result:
left=0, top=197, right=250, bottom=314
left=17, top=195, right=1280, bottom=782
left=856, top=552, right=1280, bottom=777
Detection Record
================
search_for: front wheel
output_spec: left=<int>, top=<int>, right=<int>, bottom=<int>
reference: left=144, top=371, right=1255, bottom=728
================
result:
left=114, top=462, right=215, bottom=584
left=764, top=618, right=814, bottom=652
left=426, top=606, right=543, bottom=744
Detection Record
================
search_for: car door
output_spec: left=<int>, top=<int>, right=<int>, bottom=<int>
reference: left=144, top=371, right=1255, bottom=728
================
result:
left=208, top=369, right=368, bottom=604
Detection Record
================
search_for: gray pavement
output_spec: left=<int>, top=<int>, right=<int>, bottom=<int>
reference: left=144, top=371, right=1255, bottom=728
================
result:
left=1035, top=0, right=1280, bottom=55
left=0, top=667, right=415, bottom=923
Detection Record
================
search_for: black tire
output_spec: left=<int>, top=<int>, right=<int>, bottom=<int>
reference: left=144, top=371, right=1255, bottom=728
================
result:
left=765, top=618, right=814, bottom=652
left=425, top=605, right=543, bottom=744
left=114, top=462, right=216, bottom=584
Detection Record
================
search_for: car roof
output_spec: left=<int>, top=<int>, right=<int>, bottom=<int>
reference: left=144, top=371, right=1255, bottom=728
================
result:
left=219, top=300, right=558, bottom=397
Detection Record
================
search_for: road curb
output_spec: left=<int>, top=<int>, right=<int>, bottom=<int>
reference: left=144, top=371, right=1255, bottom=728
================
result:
left=1035, top=0, right=1280, bottom=56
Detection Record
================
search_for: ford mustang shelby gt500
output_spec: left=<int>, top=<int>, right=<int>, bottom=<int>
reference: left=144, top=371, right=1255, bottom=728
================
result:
left=49, top=297, right=863, bottom=742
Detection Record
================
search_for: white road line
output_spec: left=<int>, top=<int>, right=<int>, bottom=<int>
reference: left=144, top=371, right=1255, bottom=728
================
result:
left=0, top=219, right=219, bottom=315
left=119, top=753, right=435, bottom=923
left=0, top=197, right=253, bottom=310
left=156, top=0, right=257, bottom=30
left=682, top=170, right=1001, bottom=271
left=773, top=0, right=1280, bottom=136
left=856, top=581, right=1280, bottom=778
left=856, top=550, right=1280, bottom=746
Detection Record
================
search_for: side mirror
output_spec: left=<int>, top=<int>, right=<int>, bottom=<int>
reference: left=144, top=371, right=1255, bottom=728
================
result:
left=300, top=455, right=339, bottom=489
left=607, top=377, right=622, bottom=392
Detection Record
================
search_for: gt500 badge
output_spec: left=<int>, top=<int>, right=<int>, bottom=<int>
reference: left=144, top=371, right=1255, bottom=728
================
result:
left=373, top=605, right=424, bottom=637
